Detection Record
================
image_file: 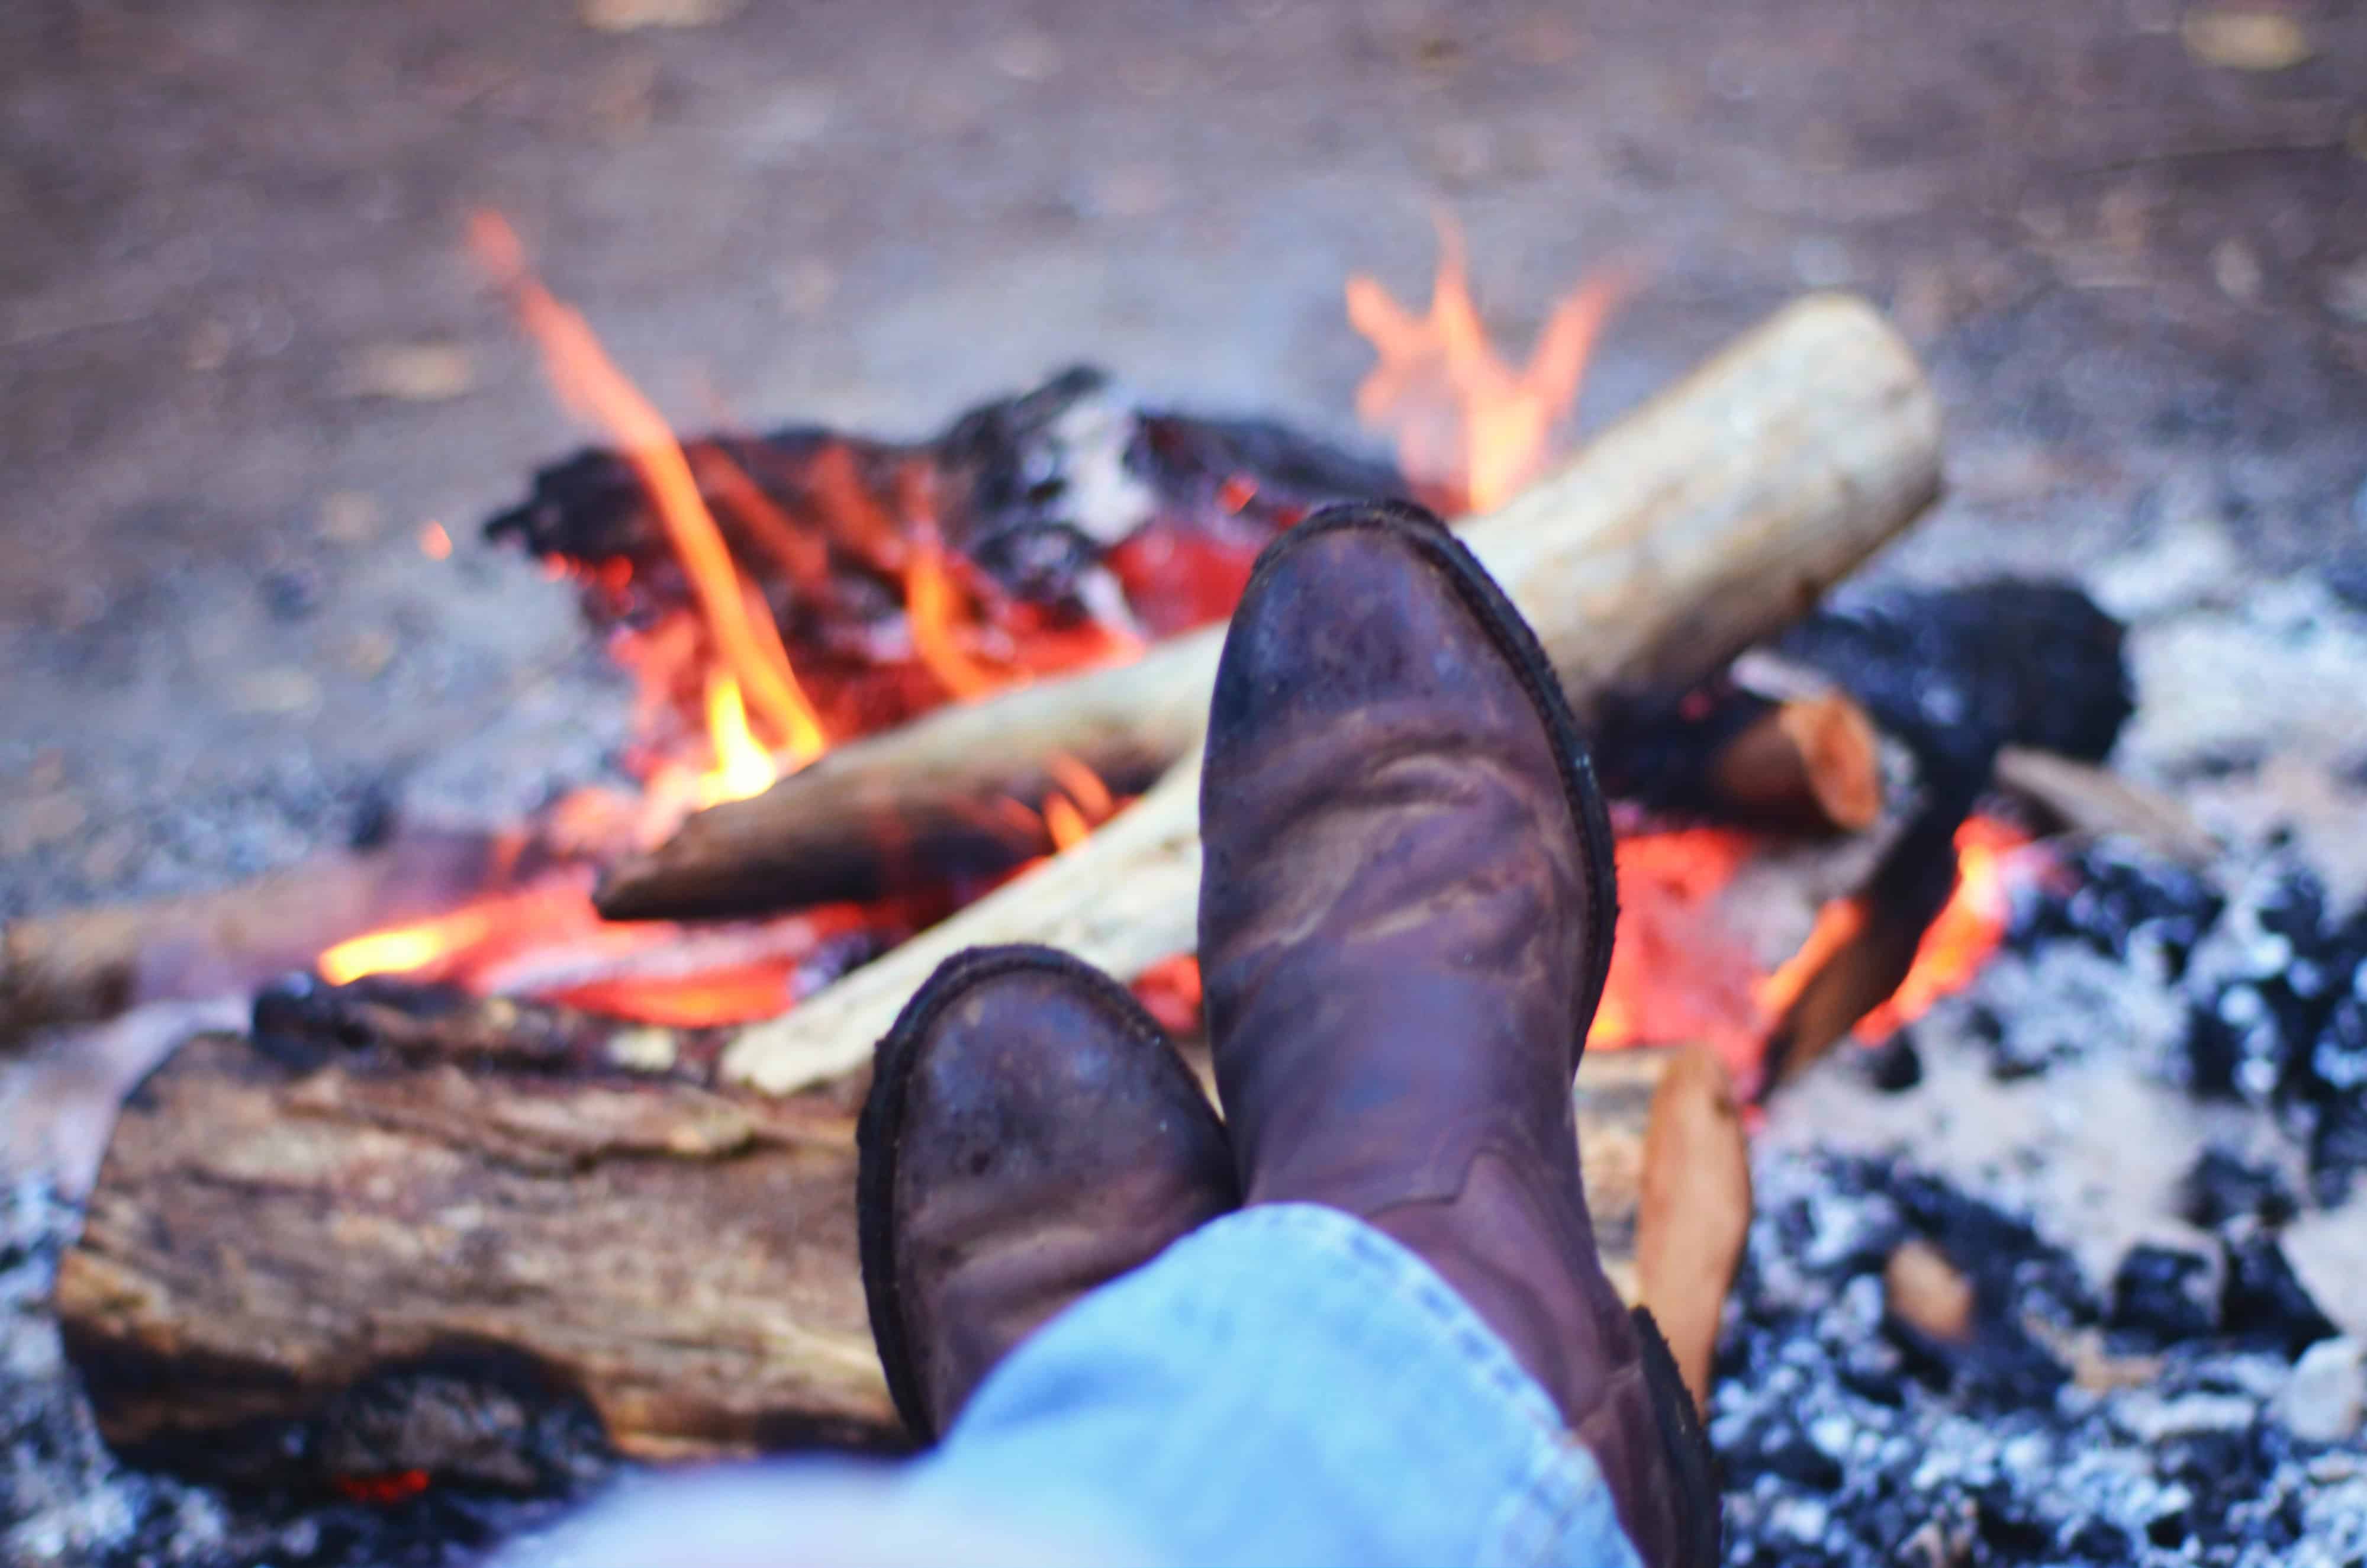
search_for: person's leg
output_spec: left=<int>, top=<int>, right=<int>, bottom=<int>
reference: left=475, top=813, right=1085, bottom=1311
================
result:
left=900, top=1203, right=1644, bottom=1567
left=1194, top=501, right=1716, bottom=1564
left=858, top=944, right=1239, bottom=1442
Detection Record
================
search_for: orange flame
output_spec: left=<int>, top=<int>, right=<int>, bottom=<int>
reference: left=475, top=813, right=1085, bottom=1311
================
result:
left=1347, top=217, right=1630, bottom=513
left=906, top=539, right=1011, bottom=700
left=468, top=210, right=825, bottom=772
left=699, top=673, right=776, bottom=806
left=318, top=904, right=495, bottom=986
left=1856, top=817, right=2034, bottom=1041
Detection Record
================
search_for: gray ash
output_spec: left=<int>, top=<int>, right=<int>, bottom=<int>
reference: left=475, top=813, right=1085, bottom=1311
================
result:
left=1714, top=1154, right=2367, bottom=1567
left=2013, top=843, right=2367, bottom=1206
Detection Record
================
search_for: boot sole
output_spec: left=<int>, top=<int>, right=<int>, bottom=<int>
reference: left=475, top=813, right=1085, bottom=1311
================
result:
left=856, top=941, right=1189, bottom=1444
left=1241, top=501, right=1623, bottom=1062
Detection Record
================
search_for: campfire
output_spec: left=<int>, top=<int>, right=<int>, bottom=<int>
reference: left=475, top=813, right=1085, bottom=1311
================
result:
left=18, top=208, right=2356, bottom=1567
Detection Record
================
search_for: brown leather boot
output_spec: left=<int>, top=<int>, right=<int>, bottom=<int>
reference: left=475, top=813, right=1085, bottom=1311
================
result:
left=858, top=944, right=1238, bottom=1442
left=1198, top=501, right=1719, bottom=1566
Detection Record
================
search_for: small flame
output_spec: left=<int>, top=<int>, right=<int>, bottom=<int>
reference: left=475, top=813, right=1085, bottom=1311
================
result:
left=1042, top=791, right=1091, bottom=852
left=1347, top=216, right=1629, bottom=513
left=468, top=210, right=826, bottom=769
left=1856, top=817, right=2035, bottom=1041
left=318, top=904, right=497, bottom=986
left=906, top=539, right=1010, bottom=700
left=699, top=673, right=777, bottom=806
left=419, top=521, right=452, bottom=559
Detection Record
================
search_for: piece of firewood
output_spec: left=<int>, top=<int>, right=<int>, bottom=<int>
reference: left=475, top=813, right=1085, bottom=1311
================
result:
left=1753, top=783, right=1971, bottom=1098
left=1634, top=1045, right=1753, bottom=1414
left=54, top=1005, right=1681, bottom=1482
left=1598, top=682, right=1884, bottom=835
left=597, top=291, right=1942, bottom=922
left=0, top=830, right=501, bottom=1050
left=1991, top=745, right=2217, bottom=865
left=717, top=293, right=1942, bottom=1096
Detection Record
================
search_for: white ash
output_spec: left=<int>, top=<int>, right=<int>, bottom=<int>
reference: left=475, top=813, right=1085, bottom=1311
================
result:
left=1721, top=827, right=2367, bottom=1566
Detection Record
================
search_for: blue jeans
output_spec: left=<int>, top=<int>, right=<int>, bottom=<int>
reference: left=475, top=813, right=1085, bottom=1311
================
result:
left=501, top=1204, right=1644, bottom=1567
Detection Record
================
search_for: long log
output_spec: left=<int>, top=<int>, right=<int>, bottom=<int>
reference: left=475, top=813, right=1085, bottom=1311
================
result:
left=0, top=830, right=501, bottom=1049
left=598, top=291, right=1941, bottom=923
left=54, top=1008, right=1686, bottom=1482
left=719, top=292, right=1941, bottom=1096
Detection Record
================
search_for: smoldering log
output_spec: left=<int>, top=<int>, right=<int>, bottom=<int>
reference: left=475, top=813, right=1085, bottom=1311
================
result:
left=0, top=830, right=503, bottom=1050
left=1595, top=680, right=1884, bottom=835
left=600, top=291, right=1943, bottom=924
left=54, top=983, right=1689, bottom=1483
left=1747, top=578, right=2140, bottom=1098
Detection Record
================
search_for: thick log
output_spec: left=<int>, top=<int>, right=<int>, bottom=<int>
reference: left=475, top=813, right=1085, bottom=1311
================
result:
left=598, top=291, right=1941, bottom=922
left=719, top=293, right=1941, bottom=1096
left=54, top=1012, right=1681, bottom=1481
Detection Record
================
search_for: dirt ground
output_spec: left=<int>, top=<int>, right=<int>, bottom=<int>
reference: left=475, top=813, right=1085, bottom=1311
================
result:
left=2, top=0, right=2362, bottom=918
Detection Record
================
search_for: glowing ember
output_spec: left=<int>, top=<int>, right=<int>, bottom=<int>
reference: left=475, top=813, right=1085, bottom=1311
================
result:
left=1589, top=828, right=1767, bottom=1070
left=1347, top=216, right=1630, bottom=513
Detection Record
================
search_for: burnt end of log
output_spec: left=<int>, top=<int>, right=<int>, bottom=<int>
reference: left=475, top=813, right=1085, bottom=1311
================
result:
left=1595, top=678, right=1883, bottom=834
left=1756, top=768, right=1984, bottom=1100
left=1775, top=579, right=2134, bottom=771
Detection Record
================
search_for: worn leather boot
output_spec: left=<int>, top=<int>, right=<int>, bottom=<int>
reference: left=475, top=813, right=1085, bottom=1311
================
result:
left=1199, top=501, right=1719, bottom=1566
left=858, top=944, right=1238, bottom=1442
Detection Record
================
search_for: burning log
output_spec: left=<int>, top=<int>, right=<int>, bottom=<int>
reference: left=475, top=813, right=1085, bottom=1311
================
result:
left=1596, top=681, right=1885, bottom=835
left=54, top=984, right=1691, bottom=1482
left=698, top=292, right=1943, bottom=1096
left=601, top=291, right=1943, bottom=923
left=0, top=830, right=501, bottom=1050
left=1749, top=578, right=2139, bottom=1098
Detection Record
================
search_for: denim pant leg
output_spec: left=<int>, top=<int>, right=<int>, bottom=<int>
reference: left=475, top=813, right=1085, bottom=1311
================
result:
left=899, top=1202, right=1643, bottom=1567
left=497, top=1203, right=1642, bottom=1568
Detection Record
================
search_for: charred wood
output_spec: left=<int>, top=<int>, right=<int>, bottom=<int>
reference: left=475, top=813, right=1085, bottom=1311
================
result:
left=55, top=991, right=1681, bottom=1483
left=1595, top=680, right=1884, bottom=835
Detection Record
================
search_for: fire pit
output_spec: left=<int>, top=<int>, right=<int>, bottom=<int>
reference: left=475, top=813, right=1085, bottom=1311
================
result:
left=5, top=205, right=2366, bottom=1568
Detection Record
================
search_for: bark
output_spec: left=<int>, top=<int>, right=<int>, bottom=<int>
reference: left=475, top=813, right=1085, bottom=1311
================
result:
left=54, top=1009, right=1685, bottom=1482
left=597, top=291, right=1941, bottom=922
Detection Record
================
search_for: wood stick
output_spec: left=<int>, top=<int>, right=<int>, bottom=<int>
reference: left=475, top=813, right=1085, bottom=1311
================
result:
left=0, top=830, right=501, bottom=1050
left=54, top=1023, right=1679, bottom=1480
left=722, top=293, right=1941, bottom=1096
left=1599, top=684, right=1885, bottom=834
left=598, top=291, right=1940, bottom=923
left=1634, top=1045, right=1753, bottom=1413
